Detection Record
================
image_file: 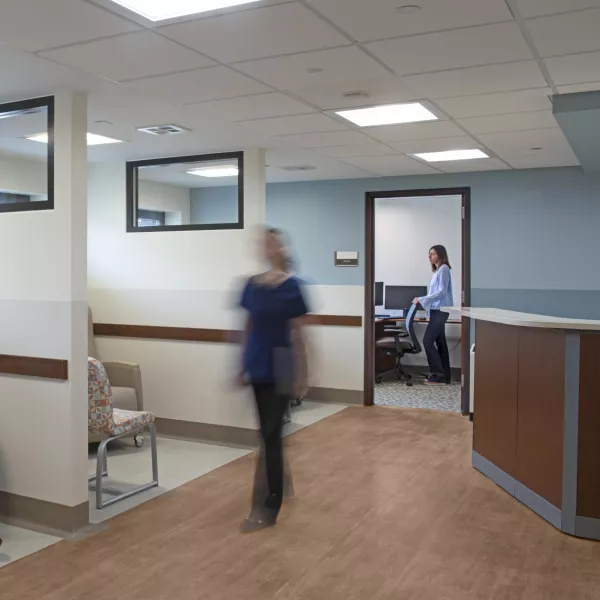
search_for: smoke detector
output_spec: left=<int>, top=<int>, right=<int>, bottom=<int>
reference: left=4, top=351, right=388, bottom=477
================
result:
left=137, top=124, right=190, bottom=136
left=280, top=165, right=316, bottom=172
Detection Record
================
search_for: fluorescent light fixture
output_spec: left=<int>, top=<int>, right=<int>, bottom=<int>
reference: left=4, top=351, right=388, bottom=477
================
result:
left=187, top=165, right=239, bottom=178
left=414, top=149, right=489, bottom=162
left=26, top=133, right=123, bottom=146
left=109, top=0, right=261, bottom=21
left=335, top=102, right=438, bottom=127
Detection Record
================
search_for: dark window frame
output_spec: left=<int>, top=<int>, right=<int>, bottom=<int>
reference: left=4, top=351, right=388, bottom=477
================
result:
left=0, top=96, right=54, bottom=214
left=126, top=151, right=244, bottom=233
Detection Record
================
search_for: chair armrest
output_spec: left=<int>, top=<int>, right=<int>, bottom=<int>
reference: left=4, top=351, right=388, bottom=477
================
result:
left=103, top=362, right=144, bottom=411
left=384, top=327, right=408, bottom=337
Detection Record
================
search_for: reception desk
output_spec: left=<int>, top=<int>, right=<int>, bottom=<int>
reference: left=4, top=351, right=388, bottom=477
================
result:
left=449, top=308, right=600, bottom=541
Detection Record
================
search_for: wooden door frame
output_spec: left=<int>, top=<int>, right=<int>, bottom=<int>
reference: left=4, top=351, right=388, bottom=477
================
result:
left=364, top=187, right=472, bottom=415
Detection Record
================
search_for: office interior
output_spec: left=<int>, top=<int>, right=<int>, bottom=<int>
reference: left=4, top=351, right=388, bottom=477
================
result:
left=373, top=194, right=463, bottom=412
left=2, top=1, right=600, bottom=597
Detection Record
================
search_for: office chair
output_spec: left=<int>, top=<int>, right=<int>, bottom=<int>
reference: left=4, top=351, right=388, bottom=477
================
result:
left=375, top=303, right=423, bottom=387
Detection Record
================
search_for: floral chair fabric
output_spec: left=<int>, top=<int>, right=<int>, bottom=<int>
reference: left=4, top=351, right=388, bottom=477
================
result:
left=88, top=357, right=154, bottom=437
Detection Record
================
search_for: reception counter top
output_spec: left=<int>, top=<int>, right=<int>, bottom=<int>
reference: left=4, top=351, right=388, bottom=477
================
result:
left=446, top=307, right=600, bottom=330
left=450, top=308, right=600, bottom=541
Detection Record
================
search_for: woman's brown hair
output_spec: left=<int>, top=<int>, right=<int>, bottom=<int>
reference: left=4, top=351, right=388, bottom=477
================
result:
left=430, top=245, right=451, bottom=272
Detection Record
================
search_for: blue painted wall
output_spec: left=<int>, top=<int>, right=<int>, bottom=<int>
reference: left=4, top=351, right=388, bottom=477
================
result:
left=189, top=167, right=600, bottom=317
left=191, top=187, right=239, bottom=225
left=266, top=167, right=600, bottom=319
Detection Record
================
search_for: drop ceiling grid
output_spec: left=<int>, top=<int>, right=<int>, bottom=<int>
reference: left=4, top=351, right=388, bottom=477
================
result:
left=0, top=0, right=594, bottom=175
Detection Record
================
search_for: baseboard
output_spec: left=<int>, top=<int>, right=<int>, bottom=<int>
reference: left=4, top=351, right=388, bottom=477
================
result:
left=0, top=491, right=89, bottom=537
left=155, top=417, right=260, bottom=449
left=309, top=387, right=364, bottom=406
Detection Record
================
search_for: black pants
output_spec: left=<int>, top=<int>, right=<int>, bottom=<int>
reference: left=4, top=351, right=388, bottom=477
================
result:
left=423, top=310, right=451, bottom=383
left=251, top=383, right=289, bottom=517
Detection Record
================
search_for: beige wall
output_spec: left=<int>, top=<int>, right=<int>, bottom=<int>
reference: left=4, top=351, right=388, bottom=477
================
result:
left=88, top=150, right=266, bottom=430
left=0, top=93, right=88, bottom=507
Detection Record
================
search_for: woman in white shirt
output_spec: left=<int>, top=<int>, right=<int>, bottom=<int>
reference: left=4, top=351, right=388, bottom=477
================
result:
left=413, top=245, right=454, bottom=385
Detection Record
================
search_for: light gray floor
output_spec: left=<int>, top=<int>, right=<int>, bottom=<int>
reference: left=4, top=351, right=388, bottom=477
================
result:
left=0, top=524, right=60, bottom=568
left=0, top=400, right=346, bottom=568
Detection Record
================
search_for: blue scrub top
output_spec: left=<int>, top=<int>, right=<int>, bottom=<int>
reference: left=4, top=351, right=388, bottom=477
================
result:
left=240, top=276, right=309, bottom=383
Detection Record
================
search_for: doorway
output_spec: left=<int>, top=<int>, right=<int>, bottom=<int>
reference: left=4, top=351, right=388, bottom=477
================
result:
left=364, top=188, right=471, bottom=415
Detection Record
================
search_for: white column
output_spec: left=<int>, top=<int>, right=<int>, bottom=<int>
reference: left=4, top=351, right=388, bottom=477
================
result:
left=0, top=92, right=88, bottom=531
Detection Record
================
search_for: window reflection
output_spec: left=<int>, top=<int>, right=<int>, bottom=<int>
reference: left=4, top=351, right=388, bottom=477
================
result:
left=128, top=152, right=243, bottom=232
left=0, top=97, right=53, bottom=213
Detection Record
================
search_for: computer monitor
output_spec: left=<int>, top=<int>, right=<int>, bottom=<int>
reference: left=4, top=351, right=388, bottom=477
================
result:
left=374, top=282, right=384, bottom=306
left=384, top=285, right=428, bottom=311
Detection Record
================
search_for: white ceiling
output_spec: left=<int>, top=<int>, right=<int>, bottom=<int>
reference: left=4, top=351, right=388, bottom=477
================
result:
left=0, top=0, right=595, bottom=182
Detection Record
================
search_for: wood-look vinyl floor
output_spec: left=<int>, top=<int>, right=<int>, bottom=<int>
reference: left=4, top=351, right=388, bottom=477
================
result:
left=2, top=407, right=600, bottom=600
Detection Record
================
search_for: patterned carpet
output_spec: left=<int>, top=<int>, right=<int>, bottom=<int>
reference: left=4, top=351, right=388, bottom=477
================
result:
left=374, top=380, right=461, bottom=412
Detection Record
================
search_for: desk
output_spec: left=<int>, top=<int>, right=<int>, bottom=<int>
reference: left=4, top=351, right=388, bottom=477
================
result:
left=448, top=307, right=600, bottom=541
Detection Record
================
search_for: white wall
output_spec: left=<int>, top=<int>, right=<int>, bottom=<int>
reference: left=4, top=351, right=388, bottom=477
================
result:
left=88, top=150, right=266, bottom=430
left=0, top=152, right=47, bottom=196
left=0, top=93, right=88, bottom=507
left=375, top=195, right=462, bottom=368
left=138, top=179, right=191, bottom=226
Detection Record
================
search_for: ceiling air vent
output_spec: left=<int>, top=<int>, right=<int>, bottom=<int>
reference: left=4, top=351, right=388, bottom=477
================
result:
left=280, top=165, right=316, bottom=172
left=342, top=91, right=370, bottom=99
left=137, top=124, right=190, bottom=136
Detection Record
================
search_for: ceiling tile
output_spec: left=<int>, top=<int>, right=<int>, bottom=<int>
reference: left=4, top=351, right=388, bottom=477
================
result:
left=458, top=110, right=558, bottom=134
left=314, top=143, right=399, bottom=158
left=305, top=0, right=513, bottom=43
left=557, top=82, right=600, bottom=93
left=389, top=136, right=483, bottom=154
left=434, top=157, right=510, bottom=172
left=341, top=154, right=440, bottom=175
left=366, top=23, right=531, bottom=76
left=235, top=47, right=390, bottom=90
left=182, top=92, right=315, bottom=121
left=0, top=0, right=140, bottom=52
left=124, top=66, right=270, bottom=104
left=505, top=153, right=580, bottom=169
left=365, top=121, right=464, bottom=143
left=238, top=113, right=347, bottom=136
left=0, top=43, right=103, bottom=104
left=515, top=0, right=600, bottom=18
left=478, top=128, right=573, bottom=157
left=276, top=130, right=374, bottom=147
left=545, top=52, right=600, bottom=85
left=404, top=60, right=547, bottom=98
left=436, top=88, right=552, bottom=118
left=160, top=3, right=347, bottom=64
left=40, top=31, right=214, bottom=82
left=288, top=77, right=417, bottom=111
left=527, top=9, right=600, bottom=57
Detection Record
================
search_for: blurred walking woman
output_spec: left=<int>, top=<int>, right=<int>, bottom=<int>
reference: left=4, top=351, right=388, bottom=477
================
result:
left=414, top=245, right=453, bottom=385
left=239, top=228, right=309, bottom=531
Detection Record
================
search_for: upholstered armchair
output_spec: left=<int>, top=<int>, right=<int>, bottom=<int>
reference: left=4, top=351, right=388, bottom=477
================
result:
left=88, top=308, right=144, bottom=444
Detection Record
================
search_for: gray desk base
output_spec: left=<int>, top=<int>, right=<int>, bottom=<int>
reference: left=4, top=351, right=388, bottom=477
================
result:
left=473, top=451, right=600, bottom=541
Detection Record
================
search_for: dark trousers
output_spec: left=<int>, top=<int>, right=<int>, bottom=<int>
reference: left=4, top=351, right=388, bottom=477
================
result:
left=423, top=310, right=451, bottom=383
left=251, top=383, right=289, bottom=517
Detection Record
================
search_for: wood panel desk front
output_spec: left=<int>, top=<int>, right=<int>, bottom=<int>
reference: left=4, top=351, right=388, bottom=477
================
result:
left=448, top=307, right=600, bottom=541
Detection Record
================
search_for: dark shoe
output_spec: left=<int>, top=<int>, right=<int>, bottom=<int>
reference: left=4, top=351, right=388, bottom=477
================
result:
left=425, top=376, right=445, bottom=386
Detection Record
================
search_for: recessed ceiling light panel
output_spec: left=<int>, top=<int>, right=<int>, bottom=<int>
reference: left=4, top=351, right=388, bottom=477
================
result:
left=414, top=149, right=489, bottom=162
left=109, top=0, right=261, bottom=21
left=187, top=165, right=239, bottom=178
left=26, top=132, right=123, bottom=146
left=335, top=103, right=438, bottom=127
